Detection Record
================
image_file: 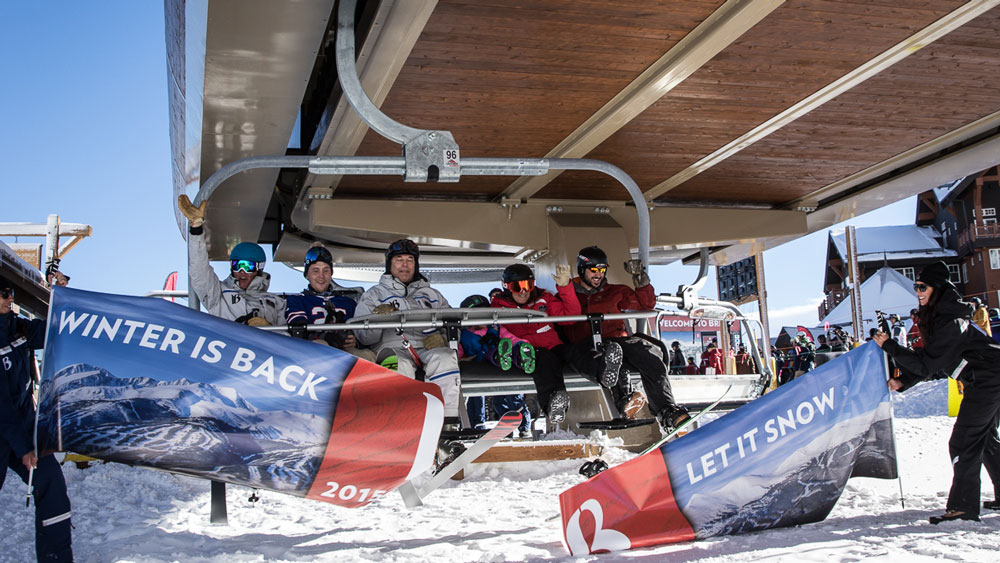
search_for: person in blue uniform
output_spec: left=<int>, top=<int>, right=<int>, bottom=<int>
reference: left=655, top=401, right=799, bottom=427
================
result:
left=285, top=244, right=373, bottom=360
left=0, top=275, right=73, bottom=562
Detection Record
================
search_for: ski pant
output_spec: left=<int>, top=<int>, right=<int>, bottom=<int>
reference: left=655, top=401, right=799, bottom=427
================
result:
left=1, top=449, right=73, bottom=563
left=946, top=372, right=1000, bottom=515
left=532, top=346, right=568, bottom=415
left=565, top=335, right=677, bottom=416
left=389, top=345, right=462, bottom=418
left=985, top=409, right=1000, bottom=500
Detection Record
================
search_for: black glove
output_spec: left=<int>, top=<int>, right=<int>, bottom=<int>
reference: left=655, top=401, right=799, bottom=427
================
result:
left=287, top=318, right=308, bottom=339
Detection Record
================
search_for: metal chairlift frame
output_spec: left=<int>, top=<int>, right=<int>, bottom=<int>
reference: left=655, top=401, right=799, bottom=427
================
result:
left=189, top=0, right=770, bottom=522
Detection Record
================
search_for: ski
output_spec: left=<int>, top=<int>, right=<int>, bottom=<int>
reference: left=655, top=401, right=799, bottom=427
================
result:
left=399, top=411, right=522, bottom=508
left=639, top=382, right=734, bottom=456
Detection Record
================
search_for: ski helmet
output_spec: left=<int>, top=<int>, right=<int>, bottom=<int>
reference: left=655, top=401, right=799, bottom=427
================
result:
left=229, top=242, right=266, bottom=271
left=501, top=264, right=534, bottom=284
left=576, top=246, right=609, bottom=278
left=303, top=245, right=334, bottom=277
left=384, top=238, right=420, bottom=275
left=460, top=294, right=489, bottom=309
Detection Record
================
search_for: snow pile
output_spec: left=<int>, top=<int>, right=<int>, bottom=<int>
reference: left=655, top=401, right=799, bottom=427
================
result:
left=3, top=377, right=999, bottom=562
left=891, top=378, right=947, bottom=418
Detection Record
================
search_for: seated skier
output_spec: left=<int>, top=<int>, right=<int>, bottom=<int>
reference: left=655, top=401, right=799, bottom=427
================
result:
left=285, top=243, right=374, bottom=361
left=458, top=294, right=534, bottom=438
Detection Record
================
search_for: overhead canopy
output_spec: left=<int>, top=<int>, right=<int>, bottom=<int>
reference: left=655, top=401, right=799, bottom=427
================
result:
left=166, top=1, right=1000, bottom=274
left=822, top=267, right=918, bottom=328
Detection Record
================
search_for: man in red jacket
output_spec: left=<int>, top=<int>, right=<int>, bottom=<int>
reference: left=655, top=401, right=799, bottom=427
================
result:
left=563, top=246, right=690, bottom=432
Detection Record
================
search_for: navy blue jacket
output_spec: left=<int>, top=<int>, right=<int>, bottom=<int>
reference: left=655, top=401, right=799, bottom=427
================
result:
left=0, top=312, right=45, bottom=459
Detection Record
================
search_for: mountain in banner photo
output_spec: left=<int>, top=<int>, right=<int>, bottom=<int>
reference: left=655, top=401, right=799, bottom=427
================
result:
left=38, top=363, right=332, bottom=492
left=675, top=404, right=895, bottom=538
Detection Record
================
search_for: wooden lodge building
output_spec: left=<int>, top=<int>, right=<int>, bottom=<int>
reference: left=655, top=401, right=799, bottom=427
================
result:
left=819, top=165, right=1000, bottom=321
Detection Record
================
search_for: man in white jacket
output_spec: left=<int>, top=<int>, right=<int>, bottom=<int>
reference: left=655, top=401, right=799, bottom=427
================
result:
left=354, top=239, right=461, bottom=418
left=178, top=195, right=285, bottom=326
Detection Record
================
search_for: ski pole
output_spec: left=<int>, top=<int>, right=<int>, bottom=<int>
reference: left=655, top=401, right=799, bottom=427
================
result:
left=883, top=352, right=905, bottom=509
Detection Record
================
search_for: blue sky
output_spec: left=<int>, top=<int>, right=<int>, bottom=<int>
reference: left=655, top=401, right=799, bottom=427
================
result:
left=2, top=3, right=920, bottom=336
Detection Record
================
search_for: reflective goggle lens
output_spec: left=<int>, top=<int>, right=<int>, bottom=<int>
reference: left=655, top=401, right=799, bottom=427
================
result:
left=588, top=266, right=608, bottom=274
left=388, top=239, right=419, bottom=255
left=506, top=279, right=534, bottom=293
left=231, top=259, right=259, bottom=273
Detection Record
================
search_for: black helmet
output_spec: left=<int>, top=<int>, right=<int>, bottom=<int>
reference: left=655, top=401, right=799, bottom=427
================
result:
left=501, top=264, right=534, bottom=284
left=385, top=238, right=420, bottom=275
left=303, top=245, right=334, bottom=277
left=460, top=294, right=489, bottom=309
left=577, top=246, right=609, bottom=277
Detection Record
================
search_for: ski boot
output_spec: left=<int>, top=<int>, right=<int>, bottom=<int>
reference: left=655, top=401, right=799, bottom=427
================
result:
left=514, top=341, right=536, bottom=374
left=547, top=390, right=571, bottom=424
left=600, top=341, right=623, bottom=388
left=494, top=338, right=514, bottom=370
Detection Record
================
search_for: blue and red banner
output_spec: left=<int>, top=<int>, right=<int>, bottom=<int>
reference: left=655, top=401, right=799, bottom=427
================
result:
left=37, top=287, right=444, bottom=508
left=560, top=342, right=896, bottom=554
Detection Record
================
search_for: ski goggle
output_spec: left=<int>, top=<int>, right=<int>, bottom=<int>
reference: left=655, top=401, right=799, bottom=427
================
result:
left=0, top=288, right=12, bottom=299
left=586, top=265, right=608, bottom=274
left=505, top=279, right=534, bottom=293
left=913, top=283, right=930, bottom=292
left=231, top=259, right=261, bottom=273
left=386, top=239, right=419, bottom=257
left=304, top=247, right=332, bottom=270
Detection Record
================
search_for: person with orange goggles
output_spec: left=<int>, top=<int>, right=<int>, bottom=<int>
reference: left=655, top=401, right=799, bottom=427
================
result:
left=490, top=263, right=581, bottom=424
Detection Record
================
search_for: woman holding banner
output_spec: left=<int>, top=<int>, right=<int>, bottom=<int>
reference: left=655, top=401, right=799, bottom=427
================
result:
left=874, top=261, right=1000, bottom=524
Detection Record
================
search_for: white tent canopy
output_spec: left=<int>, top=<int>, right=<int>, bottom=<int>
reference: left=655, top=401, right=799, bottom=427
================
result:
left=822, top=266, right=918, bottom=330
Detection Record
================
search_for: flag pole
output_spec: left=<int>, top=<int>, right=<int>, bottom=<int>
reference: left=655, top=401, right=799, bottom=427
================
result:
left=882, top=349, right=905, bottom=509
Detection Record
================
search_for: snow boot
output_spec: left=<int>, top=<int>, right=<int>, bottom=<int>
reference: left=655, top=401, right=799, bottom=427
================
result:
left=514, top=342, right=536, bottom=374
left=547, top=390, right=571, bottom=424
left=600, top=341, right=623, bottom=388
left=622, top=391, right=647, bottom=419
left=495, top=338, right=514, bottom=371
left=929, top=510, right=979, bottom=524
left=984, top=500, right=1000, bottom=510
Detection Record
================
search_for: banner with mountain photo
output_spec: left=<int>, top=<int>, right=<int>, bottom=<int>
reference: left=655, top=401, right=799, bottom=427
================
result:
left=37, top=287, right=444, bottom=508
left=560, top=342, right=896, bottom=555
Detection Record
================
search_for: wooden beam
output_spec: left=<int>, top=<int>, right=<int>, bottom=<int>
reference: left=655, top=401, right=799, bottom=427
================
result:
left=645, top=0, right=1000, bottom=201
left=499, top=0, right=784, bottom=201
left=472, top=441, right=602, bottom=464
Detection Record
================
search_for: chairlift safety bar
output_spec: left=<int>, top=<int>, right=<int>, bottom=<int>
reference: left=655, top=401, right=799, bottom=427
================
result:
left=255, top=310, right=659, bottom=333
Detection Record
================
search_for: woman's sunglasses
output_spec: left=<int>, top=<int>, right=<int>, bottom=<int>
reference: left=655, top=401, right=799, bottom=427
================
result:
left=913, top=283, right=930, bottom=292
left=0, top=288, right=13, bottom=299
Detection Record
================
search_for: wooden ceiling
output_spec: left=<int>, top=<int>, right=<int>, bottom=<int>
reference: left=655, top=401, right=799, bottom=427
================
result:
left=331, top=0, right=1000, bottom=208
left=180, top=0, right=1000, bottom=266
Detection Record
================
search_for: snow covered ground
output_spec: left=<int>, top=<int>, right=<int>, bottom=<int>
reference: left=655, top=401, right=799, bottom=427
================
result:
left=3, top=379, right=999, bottom=562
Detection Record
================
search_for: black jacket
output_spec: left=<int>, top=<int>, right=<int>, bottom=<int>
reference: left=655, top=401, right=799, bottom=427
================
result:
left=0, top=312, right=45, bottom=458
left=883, top=287, right=1000, bottom=390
